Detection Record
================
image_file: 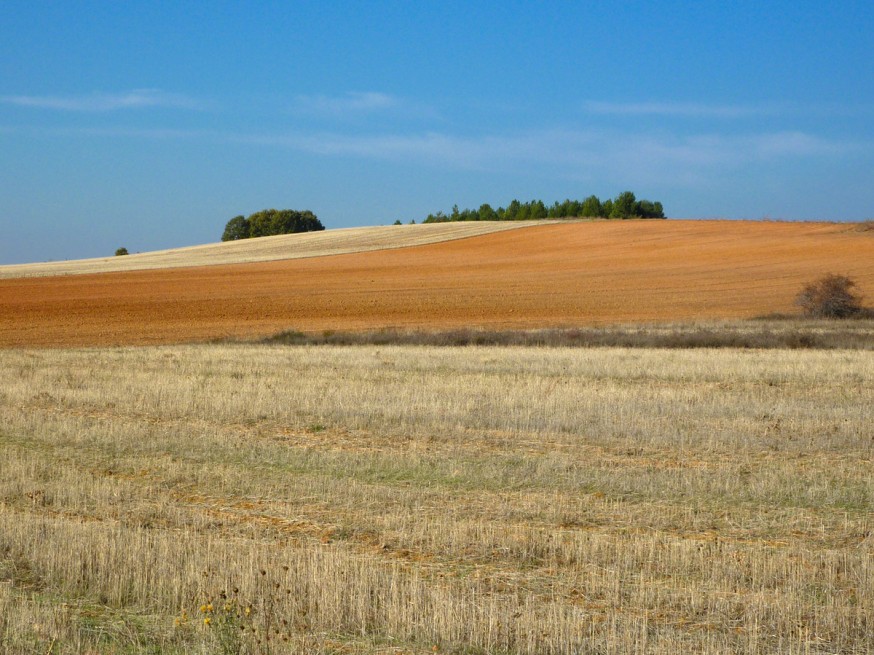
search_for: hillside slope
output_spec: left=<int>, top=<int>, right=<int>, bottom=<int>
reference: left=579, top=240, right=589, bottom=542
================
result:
left=0, top=221, right=546, bottom=279
left=1, top=220, right=872, bottom=347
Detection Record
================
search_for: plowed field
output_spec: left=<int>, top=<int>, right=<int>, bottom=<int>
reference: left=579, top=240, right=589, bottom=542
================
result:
left=2, top=220, right=872, bottom=347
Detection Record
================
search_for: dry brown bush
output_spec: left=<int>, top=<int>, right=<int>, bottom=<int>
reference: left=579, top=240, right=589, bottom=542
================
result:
left=795, top=273, right=865, bottom=318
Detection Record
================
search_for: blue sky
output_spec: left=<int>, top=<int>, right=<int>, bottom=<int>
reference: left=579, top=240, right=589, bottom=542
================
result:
left=2, top=1, right=873, bottom=264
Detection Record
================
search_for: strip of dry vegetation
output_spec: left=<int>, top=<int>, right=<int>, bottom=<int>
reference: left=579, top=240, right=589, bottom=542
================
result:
left=0, top=345, right=871, bottom=653
left=259, top=318, right=874, bottom=350
left=0, top=221, right=545, bottom=279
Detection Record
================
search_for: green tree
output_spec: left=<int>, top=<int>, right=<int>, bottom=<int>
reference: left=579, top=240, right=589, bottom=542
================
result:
left=565, top=199, right=582, bottom=217
left=246, top=210, right=272, bottom=238
left=504, top=199, right=521, bottom=220
left=114, top=247, right=129, bottom=256
left=417, top=193, right=665, bottom=223
left=530, top=200, right=548, bottom=219
left=611, top=191, right=637, bottom=218
left=634, top=199, right=666, bottom=218
left=581, top=195, right=602, bottom=217
left=478, top=203, right=498, bottom=221
left=221, top=215, right=250, bottom=241
left=229, top=209, right=324, bottom=240
left=548, top=201, right=563, bottom=218
left=424, top=211, right=447, bottom=223
left=297, top=210, right=323, bottom=232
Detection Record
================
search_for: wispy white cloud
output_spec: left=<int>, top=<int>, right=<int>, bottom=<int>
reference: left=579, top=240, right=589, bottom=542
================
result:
left=290, top=91, right=443, bottom=123
left=294, top=91, right=400, bottom=116
left=232, top=130, right=562, bottom=170
left=0, top=89, right=202, bottom=111
left=6, top=116, right=860, bottom=186
left=583, top=100, right=782, bottom=119
left=744, top=131, right=848, bottom=157
left=232, top=126, right=867, bottom=193
left=234, top=128, right=858, bottom=172
left=282, top=132, right=541, bottom=163
left=63, top=126, right=212, bottom=139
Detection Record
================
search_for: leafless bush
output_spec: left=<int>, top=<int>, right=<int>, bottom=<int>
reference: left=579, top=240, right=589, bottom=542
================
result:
left=795, top=273, right=864, bottom=318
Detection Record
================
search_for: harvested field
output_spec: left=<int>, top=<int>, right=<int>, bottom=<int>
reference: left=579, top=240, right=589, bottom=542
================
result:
left=0, top=221, right=544, bottom=279
left=1, top=345, right=871, bottom=653
left=1, top=220, right=872, bottom=348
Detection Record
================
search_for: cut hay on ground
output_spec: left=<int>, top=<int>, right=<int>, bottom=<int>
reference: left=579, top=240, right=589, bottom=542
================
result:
left=1, top=345, right=871, bottom=653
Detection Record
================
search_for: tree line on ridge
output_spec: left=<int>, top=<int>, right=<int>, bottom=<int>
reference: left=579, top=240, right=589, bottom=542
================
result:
left=422, top=191, right=664, bottom=223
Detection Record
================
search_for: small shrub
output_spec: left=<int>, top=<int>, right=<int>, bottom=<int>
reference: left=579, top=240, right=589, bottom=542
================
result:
left=795, top=273, right=863, bottom=318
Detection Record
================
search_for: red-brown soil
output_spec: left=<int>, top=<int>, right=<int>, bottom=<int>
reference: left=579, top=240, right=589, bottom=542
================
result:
left=2, top=220, right=872, bottom=347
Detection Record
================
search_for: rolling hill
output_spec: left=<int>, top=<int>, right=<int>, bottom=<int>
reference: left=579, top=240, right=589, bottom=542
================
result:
left=0, top=221, right=544, bottom=279
left=1, top=220, right=872, bottom=347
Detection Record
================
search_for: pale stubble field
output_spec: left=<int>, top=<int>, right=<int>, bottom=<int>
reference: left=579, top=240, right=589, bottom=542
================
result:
left=0, top=344, right=872, bottom=654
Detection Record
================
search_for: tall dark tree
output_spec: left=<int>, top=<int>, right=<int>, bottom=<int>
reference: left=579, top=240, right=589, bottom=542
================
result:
left=611, top=191, right=637, bottom=218
left=478, top=203, right=498, bottom=221
left=221, top=215, right=249, bottom=241
left=504, top=199, right=522, bottom=220
left=530, top=199, right=548, bottom=219
left=565, top=199, right=582, bottom=217
left=581, top=195, right=603, bottom=217
left=634, top=199, right=666, bottom=218
left=246, top=210, right=273, bottom=238
left=297, top=210, right=323, bottom=232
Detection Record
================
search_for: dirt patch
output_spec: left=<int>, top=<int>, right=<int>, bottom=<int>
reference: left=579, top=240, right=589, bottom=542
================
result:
left=2, top=220, right=872, bottom=347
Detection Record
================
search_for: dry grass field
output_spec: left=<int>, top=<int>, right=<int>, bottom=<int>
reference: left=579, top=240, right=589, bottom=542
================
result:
left=1, top=344, right=872, bottom=654
left=1, top=220, right=873, bottom=348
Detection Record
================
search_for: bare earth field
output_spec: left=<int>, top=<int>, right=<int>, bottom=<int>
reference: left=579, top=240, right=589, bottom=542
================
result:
left=0, top=345, right=871, bottom=654
left=1, top=220, right=873, bottom=347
